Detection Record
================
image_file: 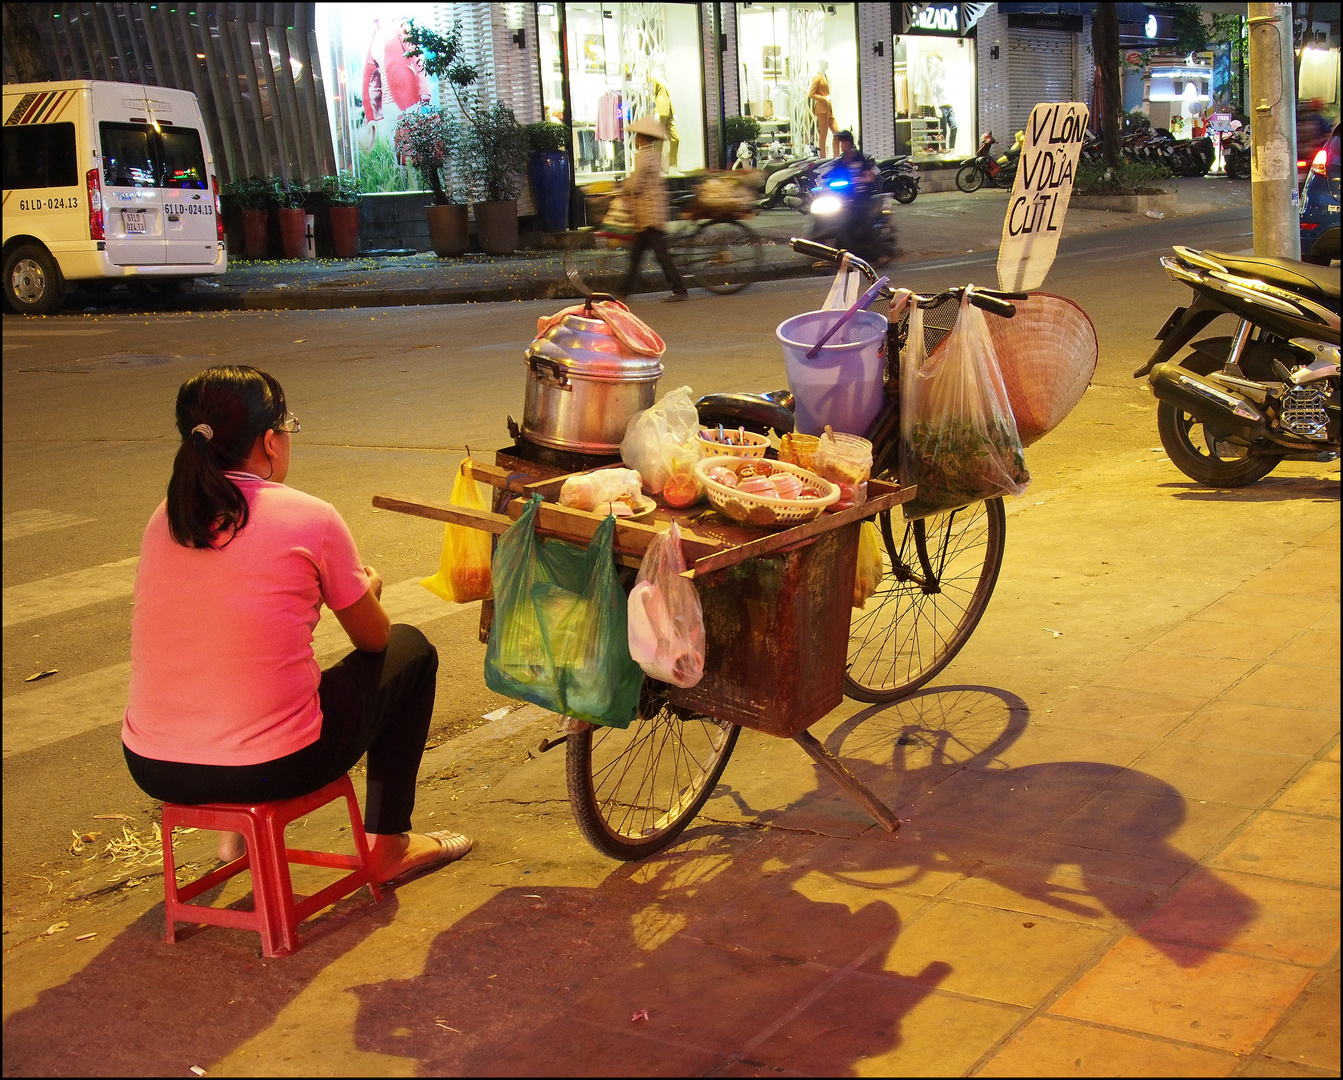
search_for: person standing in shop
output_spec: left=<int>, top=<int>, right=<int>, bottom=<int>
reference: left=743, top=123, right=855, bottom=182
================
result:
left=620, top=116, right=690, bottom=303
left=809, top=61, right=838, bottom=157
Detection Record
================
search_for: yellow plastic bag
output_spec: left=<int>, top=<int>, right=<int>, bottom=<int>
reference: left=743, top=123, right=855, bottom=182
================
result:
left=421, top=459, right=492, bottom=603
left=853, top=520, right=884, bottom=608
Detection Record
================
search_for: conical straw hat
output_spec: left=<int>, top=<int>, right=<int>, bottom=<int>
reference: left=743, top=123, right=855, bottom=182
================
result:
left=984, top=294, right=1098, bottom=447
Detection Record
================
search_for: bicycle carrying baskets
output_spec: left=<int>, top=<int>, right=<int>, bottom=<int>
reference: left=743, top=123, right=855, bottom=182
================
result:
left=690, top=170, right=761, bottom=218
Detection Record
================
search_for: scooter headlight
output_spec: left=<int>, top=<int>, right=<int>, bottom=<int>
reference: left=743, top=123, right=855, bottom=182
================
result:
left=812, top=194, right=842, bottom=215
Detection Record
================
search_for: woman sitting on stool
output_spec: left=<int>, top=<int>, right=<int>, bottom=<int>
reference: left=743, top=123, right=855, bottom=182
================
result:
left=122, top=365, right=469, bottom=885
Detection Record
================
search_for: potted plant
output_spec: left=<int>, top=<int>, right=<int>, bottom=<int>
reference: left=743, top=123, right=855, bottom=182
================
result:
left=724, top=115, right=761, bottom=169
left=460, top=101, right=528, bottom=254
left=401, top=19, right=478, bottom=256
left=224, top=176, right=272, bottom=260
left=320, top=171, right=362, bottom=258
left=269, top=176, right=309, bottom=259
left=524, top=120, right=570, bottom=233
left=394, top=108, right=468, bottom=257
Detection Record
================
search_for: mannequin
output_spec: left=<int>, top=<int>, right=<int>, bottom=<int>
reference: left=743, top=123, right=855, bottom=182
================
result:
left=809, top=60, right=838, bottom=157
left=652, top=77, right=680, bottom=170
left=924, top=52, right=955, bottom=151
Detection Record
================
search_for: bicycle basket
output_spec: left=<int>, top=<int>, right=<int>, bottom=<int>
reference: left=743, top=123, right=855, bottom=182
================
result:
left=691, top=171, right=761, bottom=217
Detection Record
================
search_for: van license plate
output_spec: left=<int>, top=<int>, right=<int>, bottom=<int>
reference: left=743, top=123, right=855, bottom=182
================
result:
left=122, top=210, right=146, bottom=234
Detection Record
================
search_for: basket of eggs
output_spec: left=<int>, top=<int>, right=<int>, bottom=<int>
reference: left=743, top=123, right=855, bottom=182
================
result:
left=694, top=456, right=840, bottom=527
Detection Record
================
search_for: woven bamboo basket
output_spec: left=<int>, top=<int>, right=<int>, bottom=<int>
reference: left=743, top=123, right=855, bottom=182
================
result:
left=984, top=293, right=1098, bottom=447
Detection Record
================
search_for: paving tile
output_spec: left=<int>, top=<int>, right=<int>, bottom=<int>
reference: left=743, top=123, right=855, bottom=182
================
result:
left=865, top=901, right=1109, bottom=1008
left=687, top=867, right=927, bottom=969
left=1269, top=761, right=1340, bottom=819
left=1044, top=684, right=1206, bottom=737
left=1166, top=701, right=1340, bottom=759
left=1260, top=959, right=1342, bottom=1074
left=959, top=723, right=1157, bottom=774
left=1224, top=663, right=1342, bottom=713
left=1240, top=1058, right=1343, bottom=1077
left=943, top=861, right=1160, bottom=929
left=1007, top=839, right=1195, bottom=893
left=1310, top=605, right=1340, bottom=635
left=1148, top=616, right=1304, bottom=662
left=1326, top=740, right=1341, bottom=763
left=977, top=1015, right=1238, bottom=1077
left=1211, top=811, right=1342, bottom=888
left=748, top=970, right=1025, bottom=1076
left=1045, top=789, right=1252, bottom=865
left=1110, top=742, right=1308, bottom=808
left=565, top=937, right=834, bottom=1056
left=1137, top=868, right=1340, bottom=966
left=467, top=1016, right=724, bottom=1076
left=895, top=769, right=1101, bottom=840
left=1278, top=629, right=1340, bottom=670
left=1090, top=651, right=1259, bottom=699
left=1190, top=590, right=1335, bottom=631
left=787, top=833, right=977, bottom=899
left=1049, top=936, right=1315, bottom=1054
left=853, top=820, right=1038, bottom=882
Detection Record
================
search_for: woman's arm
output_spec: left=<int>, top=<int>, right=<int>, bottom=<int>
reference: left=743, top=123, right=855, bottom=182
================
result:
left=333, top=565, right=391, bottom=652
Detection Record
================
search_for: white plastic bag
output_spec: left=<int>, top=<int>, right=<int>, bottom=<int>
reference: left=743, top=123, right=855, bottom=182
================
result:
left=627, top=522, right=705, bottom=688
left=900, top=293, right=1031, bottom=520
left=620, top=385, right=703, bottom=496
left=823, top=253, right=862, bottom=310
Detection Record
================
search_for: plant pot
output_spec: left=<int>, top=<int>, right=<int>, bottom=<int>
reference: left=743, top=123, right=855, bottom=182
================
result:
left=527, top=151, right=570, bottom=232
left=426, top=203, right=469, bottom=257
left=242, top=209, right=269, bottom=260
left=473, top=199, right=518, bottom=255
left=277, top=207, right=308, bottom=259
left=329, top=205, right=360, bottom=258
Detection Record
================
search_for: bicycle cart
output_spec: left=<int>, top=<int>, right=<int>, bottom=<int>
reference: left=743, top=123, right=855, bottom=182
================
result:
left=564, top=173, right=763, bottom=297
left=372, top=239, right=1093, bottom=861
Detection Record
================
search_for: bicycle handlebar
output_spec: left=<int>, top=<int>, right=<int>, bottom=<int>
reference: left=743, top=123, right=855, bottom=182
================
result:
left=789, top=237, right=1022, bottom=318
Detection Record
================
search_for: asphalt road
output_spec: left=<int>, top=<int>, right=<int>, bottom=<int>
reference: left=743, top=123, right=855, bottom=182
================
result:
left=1, top=204, right=1281, bottom=923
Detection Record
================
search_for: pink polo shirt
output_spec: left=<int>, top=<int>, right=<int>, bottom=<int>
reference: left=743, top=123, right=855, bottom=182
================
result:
left=122, top=472, right=370, bottom=766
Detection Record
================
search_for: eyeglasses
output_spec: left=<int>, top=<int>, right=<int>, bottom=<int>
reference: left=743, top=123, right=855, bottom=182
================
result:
left=273, top=411, right=300, bottom=433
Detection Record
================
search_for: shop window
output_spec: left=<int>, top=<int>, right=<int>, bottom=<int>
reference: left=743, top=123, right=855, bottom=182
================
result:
left=893, top=34, right=976, bottom=162
left=736, top=3, right=857, bottom=162
left=541, top=3, right=705, bottom=183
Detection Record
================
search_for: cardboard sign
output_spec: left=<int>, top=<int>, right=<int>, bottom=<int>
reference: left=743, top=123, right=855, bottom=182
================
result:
left=997, top=101, right=1090, bottom=293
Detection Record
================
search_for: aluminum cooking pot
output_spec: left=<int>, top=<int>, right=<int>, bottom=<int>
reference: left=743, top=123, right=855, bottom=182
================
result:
left=522, top=293, right=664, bottom=454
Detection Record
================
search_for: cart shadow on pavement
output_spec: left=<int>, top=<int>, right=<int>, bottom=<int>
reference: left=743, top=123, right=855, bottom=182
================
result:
left=1, top=885, right=399, bottom=1078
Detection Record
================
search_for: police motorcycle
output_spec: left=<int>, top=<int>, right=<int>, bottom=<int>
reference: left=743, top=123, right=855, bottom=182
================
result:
left=807, top=152, right=898, bottom=265
left=1135, top=247, right=1341, bottom=487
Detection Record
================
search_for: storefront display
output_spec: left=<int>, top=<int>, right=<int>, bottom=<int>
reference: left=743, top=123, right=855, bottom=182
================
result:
left=893, top=4, right=976, bottom=163
left=735, top=3, right=858, bottom=161
left=539, top=3, right=705, bottom=182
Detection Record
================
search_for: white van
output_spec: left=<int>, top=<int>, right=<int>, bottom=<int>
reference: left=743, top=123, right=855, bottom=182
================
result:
left=3, top=80, right=226, bottom=315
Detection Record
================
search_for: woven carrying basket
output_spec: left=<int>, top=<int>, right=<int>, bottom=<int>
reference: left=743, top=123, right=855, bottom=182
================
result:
left=984, top=293, right=1098, bottom=447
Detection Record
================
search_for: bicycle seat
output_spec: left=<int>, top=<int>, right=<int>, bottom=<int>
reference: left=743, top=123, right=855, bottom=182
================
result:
left=695, top=392, right=795, bottom=436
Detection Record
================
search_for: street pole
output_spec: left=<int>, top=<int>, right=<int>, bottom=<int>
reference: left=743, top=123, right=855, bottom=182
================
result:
left=1246, top=3, right=1300, bottom=259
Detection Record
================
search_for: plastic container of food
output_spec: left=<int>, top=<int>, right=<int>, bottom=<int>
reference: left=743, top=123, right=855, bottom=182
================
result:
left=778, top=432, right=821, bottom=471
left=812, top=431, right=872, bottom=511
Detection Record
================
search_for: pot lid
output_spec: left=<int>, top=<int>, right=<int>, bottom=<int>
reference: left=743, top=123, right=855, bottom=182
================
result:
left=528, top=294, right=666, bottom=380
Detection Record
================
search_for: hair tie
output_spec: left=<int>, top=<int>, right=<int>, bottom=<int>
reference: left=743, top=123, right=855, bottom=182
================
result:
left=191, top=424, right=214, bottom=441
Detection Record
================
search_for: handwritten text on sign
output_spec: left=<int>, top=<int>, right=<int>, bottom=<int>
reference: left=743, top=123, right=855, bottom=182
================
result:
left=997, top=101, right=1090, bottom=293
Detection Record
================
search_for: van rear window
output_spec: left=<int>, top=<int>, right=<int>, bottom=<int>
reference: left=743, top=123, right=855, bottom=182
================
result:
left=100, top=122, right=158, bottom=188
left=2, top=122, right=77, bottom=189
left=159, top=127, right=207, bottom=189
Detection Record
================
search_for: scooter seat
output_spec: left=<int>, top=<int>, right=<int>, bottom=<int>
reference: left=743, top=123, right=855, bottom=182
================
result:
left=1204, top=250, right=1341, bottom=302
left=695, top=392, right=795, bottom=436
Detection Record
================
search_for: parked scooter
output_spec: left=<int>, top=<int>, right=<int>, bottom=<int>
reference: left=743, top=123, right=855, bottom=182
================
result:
left=876, top=155, right=921, bottom=204
left=759, top=152, right=822, bottom=211
left=1135, top=246, right=1340, bottom=487
left=955, top=132, right=1019, bottom=192
left=1220, top=122, right=1251, bottom=179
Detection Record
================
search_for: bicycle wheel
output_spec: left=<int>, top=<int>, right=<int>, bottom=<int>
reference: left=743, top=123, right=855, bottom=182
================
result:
left=566, top=682, right=741, bottom=860
left=676, top=220, right=761, bottom=295
left=845, top=497, right=1006, bottom=703
left=563, top=230, right=628, bottom=296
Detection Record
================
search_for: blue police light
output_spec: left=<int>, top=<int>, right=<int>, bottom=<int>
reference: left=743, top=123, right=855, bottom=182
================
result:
left=828, top=177, right=850, bottom=188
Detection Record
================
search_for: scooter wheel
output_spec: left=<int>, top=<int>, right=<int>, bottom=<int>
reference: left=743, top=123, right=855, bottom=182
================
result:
left=955, top=164, right=985, bottom=193
left=892, top=181, right=918, bottom=205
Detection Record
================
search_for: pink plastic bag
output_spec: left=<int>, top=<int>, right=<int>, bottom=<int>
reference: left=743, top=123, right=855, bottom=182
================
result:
left=627, top=522, right=705, bottom=688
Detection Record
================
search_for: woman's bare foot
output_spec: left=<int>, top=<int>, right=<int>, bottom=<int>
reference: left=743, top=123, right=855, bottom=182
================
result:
left=368, top=831, right=472, bottom=884
left=217, top=831, right=246, bottom=862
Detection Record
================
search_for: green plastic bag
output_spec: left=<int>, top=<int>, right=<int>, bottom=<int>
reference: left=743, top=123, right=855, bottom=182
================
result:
left=484, top=494, right=642, bottom=728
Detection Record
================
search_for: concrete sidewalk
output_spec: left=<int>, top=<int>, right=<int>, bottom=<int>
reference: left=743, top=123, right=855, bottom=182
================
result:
left=154, top=175, right=1251, bottom=312
left=2, top=443, right=1337, bottom=1076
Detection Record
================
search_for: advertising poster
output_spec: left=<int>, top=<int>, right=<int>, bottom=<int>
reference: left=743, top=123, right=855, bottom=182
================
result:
left=315, top=3, right=445, bottom=193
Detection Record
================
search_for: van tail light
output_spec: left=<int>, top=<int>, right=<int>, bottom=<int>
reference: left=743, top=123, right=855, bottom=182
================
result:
left=1310, top=148, right=1328, bottom=176
left=86, top=168, right=104, bottom=240
left=212, top=175, right=225, bottom=240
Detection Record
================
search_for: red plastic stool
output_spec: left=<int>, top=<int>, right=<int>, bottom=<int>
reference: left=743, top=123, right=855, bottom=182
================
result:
left=160, top=773, right=383, bottom=957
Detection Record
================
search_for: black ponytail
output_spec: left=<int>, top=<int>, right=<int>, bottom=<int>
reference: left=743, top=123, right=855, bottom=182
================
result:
left=166, top=365, right=286, bottom=548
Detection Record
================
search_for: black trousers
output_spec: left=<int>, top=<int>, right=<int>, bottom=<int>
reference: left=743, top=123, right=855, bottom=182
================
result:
left=622, top=227, right=687, bottom=296
left=124, top=624, right=437, bottom=835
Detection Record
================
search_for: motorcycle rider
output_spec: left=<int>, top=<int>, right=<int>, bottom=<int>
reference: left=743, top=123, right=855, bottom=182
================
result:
left=827, top=130, right=891, bottom=262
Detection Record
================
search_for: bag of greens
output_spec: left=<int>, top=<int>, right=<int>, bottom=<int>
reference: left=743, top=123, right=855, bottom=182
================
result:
left=484, top=495, right=642, bottom=728
left=900, top=292, right=1030, bottom=520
